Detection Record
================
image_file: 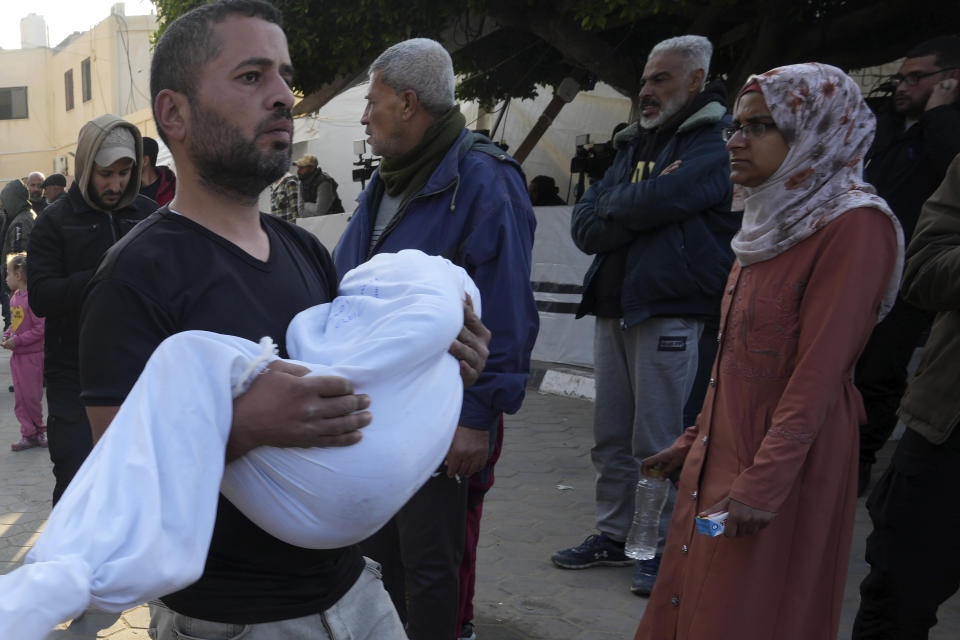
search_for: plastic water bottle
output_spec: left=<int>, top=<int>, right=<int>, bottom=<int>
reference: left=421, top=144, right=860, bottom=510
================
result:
left=624, top=472, right=670, bottom=560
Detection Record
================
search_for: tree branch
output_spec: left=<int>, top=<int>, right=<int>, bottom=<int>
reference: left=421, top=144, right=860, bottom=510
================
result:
left=484, top=0, right=642, bottom=96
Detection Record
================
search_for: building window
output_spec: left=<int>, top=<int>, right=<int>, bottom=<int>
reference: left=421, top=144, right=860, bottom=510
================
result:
left=0, top=87, right=28, bottom=120
left=65, top=69, right=74, bottom=111
left=81, top=58, right=92, bottom=102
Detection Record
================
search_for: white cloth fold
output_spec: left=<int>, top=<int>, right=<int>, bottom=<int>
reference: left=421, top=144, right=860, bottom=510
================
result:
left=0, top=249, right=479, bottom=638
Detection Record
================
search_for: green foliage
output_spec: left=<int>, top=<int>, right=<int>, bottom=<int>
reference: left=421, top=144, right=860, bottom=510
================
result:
left=154, top=0, right=466, bottom=96
left=152, top=0, right=960, bottom=107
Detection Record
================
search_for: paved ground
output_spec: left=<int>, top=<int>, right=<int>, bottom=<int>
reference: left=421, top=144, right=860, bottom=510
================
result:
left=0, top=352, right=958, bottom=639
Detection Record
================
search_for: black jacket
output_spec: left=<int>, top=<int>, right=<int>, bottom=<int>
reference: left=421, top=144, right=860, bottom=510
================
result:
left=865, top=101, right=960, bottom=243
left=27, top=182, right=155, bottom=377
left=572, top=83, right=739, bottom=326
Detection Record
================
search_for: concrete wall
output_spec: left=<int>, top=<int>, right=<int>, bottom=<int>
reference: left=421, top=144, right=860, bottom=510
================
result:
left=0, top=12, right=155, bottom=187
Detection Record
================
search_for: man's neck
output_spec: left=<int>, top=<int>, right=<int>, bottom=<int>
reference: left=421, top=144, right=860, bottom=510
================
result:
left=169, top=178, right=269, bottom=261
left=142, top=166, right=159, bottom=187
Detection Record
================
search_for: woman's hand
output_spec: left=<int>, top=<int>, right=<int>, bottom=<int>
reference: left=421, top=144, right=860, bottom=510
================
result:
left=699, top=496, right=776, bottom=538
left=641, top=446, right=687, bottom=482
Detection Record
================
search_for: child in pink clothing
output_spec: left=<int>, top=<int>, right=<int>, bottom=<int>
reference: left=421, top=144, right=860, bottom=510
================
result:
left=3, top=253, right=46, bottom=451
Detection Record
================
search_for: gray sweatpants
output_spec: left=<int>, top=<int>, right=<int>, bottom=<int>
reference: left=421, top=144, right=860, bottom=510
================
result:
left=592, top=316, right=703, bottom=550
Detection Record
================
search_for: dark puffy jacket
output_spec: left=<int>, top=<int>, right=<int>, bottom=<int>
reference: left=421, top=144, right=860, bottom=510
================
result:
left=335, top=129, right=539, bottom=434
left=572, top=99, right=739, bottom=327
left=28, top=183, right=155, bottom=377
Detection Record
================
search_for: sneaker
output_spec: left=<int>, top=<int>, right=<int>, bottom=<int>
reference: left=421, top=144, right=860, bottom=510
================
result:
left=35, top=432, right=48, bottom=448
left=551, top=533, right=633, bottom=569
left=630, top=556, right=661, bottom=596
left=11, top=437, right=38, bottom=451
left=458, top=621, right=477, bottom=640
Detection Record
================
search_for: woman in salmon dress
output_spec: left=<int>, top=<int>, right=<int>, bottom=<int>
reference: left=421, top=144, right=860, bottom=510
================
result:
left=634, top=63, right=904, bottom=640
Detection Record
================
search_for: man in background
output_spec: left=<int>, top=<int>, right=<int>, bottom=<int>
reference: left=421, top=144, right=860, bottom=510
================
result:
left=270, top=171, right=299, bottom=221
left=296, top=154, right=344, bottom=216
left=26, top=172, right=46, bottom=214
left=855, top=35, right=960, bottom=495
left=337, top=38, right=538, bottom=640
left=528, top=175, right=566, bottom=206
left=555, top=34, right=737, bottom=597
left=41, top=174, right=68, bottom=206
left=28, top=115, right=155, bottom=505
left=139, top=136, right=177, bottom=206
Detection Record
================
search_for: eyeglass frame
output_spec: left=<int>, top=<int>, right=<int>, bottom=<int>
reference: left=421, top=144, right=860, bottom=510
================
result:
left=721, top=120, right=778, bottom=142
left=889, top=67, right=958, bottom=87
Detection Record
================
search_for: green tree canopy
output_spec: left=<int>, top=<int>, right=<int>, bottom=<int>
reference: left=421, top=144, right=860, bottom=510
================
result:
left=154, top=0, right=960, bottom=114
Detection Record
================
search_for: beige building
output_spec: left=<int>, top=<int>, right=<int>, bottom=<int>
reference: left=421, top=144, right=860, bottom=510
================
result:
left=0, top=5, right=158, bottom=190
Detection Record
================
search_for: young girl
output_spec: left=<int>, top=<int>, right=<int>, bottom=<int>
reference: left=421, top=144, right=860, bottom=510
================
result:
left=3, top=253, right=46, bottom=451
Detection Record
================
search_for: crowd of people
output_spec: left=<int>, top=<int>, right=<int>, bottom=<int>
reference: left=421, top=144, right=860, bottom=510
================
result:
left=0, top=0, right=958, bottom=638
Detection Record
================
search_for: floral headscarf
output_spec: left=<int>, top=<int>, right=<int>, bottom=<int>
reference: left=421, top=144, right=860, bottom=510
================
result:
left=730, top=62, right=904, bottom=320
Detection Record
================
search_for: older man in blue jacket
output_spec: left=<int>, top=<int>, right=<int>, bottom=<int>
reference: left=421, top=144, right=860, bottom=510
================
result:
left=552, top=35, right=739, bottom=597
left=334, top=38, right=538, bottom=640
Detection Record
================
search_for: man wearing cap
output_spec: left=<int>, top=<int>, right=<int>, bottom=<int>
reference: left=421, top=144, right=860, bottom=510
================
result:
left=27, top=114, right=156, bottom=504
left=41, top=174, right=68, bottom=206
left=26, top=172, right=47, bottom=214
left=296, top=154, right=344, bottom=217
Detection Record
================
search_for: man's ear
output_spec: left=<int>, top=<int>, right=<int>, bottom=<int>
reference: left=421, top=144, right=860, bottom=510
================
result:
left=399, top=89, right=420, bottom=121
left=154, top=90, right=189, bottom=144
left=689, top=68, right=706, bottom=93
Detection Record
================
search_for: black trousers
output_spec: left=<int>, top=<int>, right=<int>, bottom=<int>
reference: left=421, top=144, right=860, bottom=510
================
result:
left=1, top=290, right=9, bottom=330
left=45, top=372, right=94, bottom=505
left=855, top=298, right=932, bottom=466
left=360, top=468, right=469, bottom=640
left=683, top=315, right=720, bottom=428
left=852, top=426, right=960, bottom=639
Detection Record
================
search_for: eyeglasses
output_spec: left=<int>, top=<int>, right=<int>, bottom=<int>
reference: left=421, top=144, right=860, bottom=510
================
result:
left=889, top=67, right=957, bottom=87
left=721, top=121, right=777, bottom=142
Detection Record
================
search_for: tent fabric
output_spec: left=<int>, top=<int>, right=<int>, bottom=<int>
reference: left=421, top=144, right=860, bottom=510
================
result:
left=0, top=250, right=479, bottom=639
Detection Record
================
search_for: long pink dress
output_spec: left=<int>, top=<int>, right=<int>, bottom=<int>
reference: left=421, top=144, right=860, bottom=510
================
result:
left=635, top=208, right=897, bottom=640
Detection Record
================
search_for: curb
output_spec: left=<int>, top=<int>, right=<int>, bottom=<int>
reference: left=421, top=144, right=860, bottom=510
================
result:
left=529, top=361, right=595, bottom=402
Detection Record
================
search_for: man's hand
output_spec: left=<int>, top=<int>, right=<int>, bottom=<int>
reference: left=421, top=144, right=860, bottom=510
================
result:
left=927, top=77, right=959, bottom=111
left=659, top=160, right=683, bottom=176
left=227, top=360, right=370, bottom=461
left=641, top=445, right=687, bottom=483
left=699, top=496, right=776, bottom=538
left=448, top=294, right=491, bottom=388
left=444, top=425, right=489, bottom=478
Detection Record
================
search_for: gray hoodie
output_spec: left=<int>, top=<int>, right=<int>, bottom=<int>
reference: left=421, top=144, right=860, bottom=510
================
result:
left=74, top=114, right=144, bottom=212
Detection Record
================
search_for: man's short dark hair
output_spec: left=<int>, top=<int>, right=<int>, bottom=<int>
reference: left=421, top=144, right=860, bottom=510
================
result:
left=906, top=36, right=960, bottom=70
left=150, top=0, right=284, bottom=145
left=142, top=136, right=159, bottom=168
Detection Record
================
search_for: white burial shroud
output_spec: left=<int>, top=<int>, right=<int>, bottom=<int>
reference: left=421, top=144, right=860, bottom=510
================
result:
left=0, top=250, right=480, bottom=639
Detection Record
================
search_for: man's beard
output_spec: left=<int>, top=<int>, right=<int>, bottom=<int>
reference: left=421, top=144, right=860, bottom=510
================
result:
left=89, top=188, right=123, bottom=212
left=188, top=103, right=293, bottom=204
left=639, top=92, right=686, bottom=130
left=893, top=90, right=928, bottom=120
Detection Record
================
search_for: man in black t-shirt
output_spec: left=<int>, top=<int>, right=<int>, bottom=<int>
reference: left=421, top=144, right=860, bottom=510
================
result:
left=78, top=1, right=488, bottom=638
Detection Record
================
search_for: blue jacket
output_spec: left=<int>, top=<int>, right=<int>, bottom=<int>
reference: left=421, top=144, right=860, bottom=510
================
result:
left=335, top=129, right=539, bottom=433
left=571, top=99, right=739, bottom=327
